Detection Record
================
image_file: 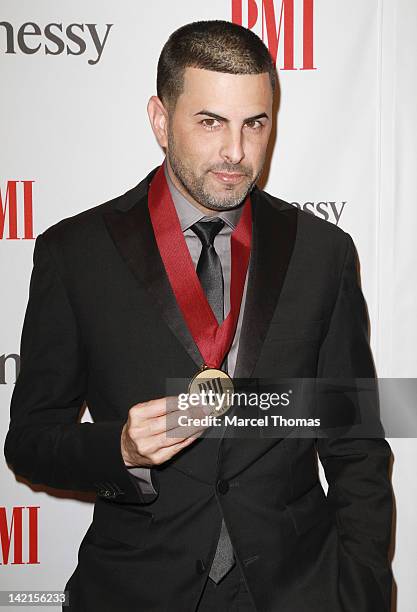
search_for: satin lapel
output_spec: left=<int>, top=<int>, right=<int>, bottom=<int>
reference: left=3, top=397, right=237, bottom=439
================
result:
left=234, top=188, right=298, bottom=378
left=102, top=171, right=203, bottom=369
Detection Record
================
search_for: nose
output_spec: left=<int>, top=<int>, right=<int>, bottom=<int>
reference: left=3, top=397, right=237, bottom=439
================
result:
left=219, top=127, right=245, bottom=165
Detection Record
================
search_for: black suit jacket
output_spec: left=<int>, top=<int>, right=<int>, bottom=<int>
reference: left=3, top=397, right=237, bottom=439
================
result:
left=4, top=167, right=393, bottom=612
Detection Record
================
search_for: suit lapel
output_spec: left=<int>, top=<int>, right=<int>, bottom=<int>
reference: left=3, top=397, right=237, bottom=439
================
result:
left=102, top=167, right=203, bottom=370
left=216, top=191, right=298, bottom=478
left=234, top=187, right=298, bottom=378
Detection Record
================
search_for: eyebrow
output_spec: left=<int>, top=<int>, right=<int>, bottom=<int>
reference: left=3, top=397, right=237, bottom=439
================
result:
left=194, top=110, right=269, bottom=123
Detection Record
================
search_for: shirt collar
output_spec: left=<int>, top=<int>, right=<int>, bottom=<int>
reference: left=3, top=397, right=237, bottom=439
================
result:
left=163, top=159, right=244, bottom=232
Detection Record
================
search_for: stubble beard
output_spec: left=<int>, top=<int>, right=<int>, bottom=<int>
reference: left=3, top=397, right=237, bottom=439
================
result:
left=167, top=130, right=262, bottom=211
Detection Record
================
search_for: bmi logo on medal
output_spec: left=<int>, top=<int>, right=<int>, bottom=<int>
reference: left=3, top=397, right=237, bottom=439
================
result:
left=188, top=368, right=234, bottom=416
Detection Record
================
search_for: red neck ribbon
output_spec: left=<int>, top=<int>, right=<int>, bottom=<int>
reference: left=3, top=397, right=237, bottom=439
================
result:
left=147, top=164, right=252, bottom=369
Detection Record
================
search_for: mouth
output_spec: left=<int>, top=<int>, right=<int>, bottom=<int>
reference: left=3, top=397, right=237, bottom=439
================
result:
left=210, top=171, right=247, bottom=185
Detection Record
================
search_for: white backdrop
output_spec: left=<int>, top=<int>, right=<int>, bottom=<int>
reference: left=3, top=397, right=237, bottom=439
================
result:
left=1, top=1, right=416, bottom=610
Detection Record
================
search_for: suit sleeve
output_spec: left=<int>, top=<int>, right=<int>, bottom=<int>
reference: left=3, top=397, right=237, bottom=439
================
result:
left=316, top=234, right=393, bottom=611
left=4, top=233, right=157, bottom=505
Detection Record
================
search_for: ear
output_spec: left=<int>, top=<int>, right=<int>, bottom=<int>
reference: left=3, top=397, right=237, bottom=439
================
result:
left=147, top=96, right=169, bottom=148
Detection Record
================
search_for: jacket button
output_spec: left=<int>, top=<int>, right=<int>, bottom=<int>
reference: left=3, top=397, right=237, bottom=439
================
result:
left=196, top=559, right=206, bottom=574
left=98, top=488, right=115, bottom=499
left=217, top=479, right=229, bottom=495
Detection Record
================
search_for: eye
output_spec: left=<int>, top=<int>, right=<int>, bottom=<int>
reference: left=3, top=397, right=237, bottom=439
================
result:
left=244, top=120, right=264, bottom=130
left=201, top=118, right=221, bottom=130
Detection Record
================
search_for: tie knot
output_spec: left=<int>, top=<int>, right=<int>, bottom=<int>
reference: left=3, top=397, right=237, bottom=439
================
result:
left=190, top=218, right=225, bottom=247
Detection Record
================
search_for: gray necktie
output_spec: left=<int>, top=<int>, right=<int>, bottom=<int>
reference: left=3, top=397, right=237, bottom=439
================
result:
left=190, top=218, right=236, bottom=584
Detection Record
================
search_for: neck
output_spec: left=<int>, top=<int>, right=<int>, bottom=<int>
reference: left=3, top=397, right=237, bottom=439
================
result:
left=165, top=158, right=219, bottom=217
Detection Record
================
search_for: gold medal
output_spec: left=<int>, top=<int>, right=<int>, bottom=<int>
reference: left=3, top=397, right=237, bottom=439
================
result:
left=188, top=365, right=234, bottom=416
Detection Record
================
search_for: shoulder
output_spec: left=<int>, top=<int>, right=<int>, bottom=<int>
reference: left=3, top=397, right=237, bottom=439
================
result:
left=40, top=168, right=157, bottom=249
left=254, top=186, right=352, bottom=255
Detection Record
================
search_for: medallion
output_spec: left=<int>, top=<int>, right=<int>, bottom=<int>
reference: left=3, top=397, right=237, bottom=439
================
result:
left=188, top=366, right=234, bottom=416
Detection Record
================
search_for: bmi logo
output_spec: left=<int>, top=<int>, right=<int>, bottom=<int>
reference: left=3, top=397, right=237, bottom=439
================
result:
left=0, top=506, right=40, bottom=565
left=0, top=181, right=34, bottom=240
left=232, top=0, right=316, bottom=69
left=197, top=377, right=223, bottom=396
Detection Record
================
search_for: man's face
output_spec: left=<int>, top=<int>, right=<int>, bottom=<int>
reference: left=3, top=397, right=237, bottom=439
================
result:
left=165, top=67, right=273, bottom=212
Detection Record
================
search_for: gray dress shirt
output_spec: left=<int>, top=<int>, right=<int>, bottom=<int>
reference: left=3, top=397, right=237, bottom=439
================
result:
left=127, top=160, right=250, bottom=492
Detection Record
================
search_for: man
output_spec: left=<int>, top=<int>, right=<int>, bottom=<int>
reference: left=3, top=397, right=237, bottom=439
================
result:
left=4, top=20, right=393, bottom=612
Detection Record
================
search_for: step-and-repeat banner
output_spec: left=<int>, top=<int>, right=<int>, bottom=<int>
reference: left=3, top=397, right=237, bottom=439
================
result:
left=1, top=1, right=416, bottom=610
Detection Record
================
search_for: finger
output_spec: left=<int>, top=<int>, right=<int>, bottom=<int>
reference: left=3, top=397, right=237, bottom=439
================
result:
left=164, top=420, right=209, bottom=442
left=146, top=426, right=205, bottom=453
left=129, top=402, right=202, bottom=437
left=129, top=396, right=180, bottom=421
left=132, top=413, right=176, bottom=438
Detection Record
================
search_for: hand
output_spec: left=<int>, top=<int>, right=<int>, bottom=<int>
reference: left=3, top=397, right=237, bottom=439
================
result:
left=120, top=395, right=212, bottom=468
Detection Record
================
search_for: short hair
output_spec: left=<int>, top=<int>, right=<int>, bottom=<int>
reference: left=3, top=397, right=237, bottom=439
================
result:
left=157, top=20, right=276, bottom=110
